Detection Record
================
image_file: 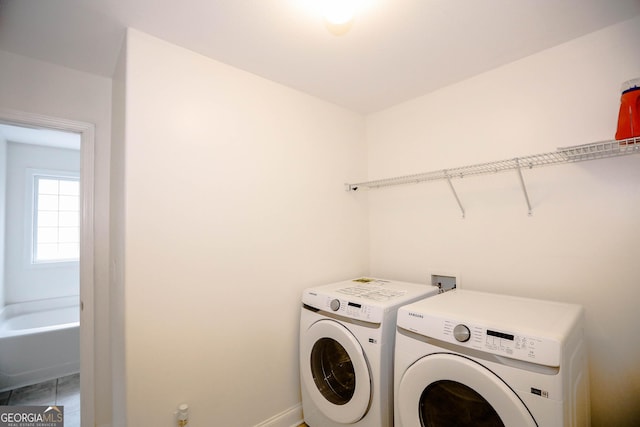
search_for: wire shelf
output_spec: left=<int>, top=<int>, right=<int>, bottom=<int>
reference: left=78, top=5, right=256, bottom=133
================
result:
left=346, top=137, right=640, bottom=191
left=345, top=137, right=640, bottom=217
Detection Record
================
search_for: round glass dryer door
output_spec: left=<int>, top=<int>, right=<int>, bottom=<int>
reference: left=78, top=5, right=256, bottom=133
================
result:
left=301, top=319, right=371, bottom=423
left=397, top=353, right=537, bottom=427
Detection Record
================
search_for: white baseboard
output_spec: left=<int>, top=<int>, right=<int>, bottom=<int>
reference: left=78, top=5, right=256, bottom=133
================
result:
left=253, top=403, right=303, bottom=427
left=96, top=405, right=302, bottom=427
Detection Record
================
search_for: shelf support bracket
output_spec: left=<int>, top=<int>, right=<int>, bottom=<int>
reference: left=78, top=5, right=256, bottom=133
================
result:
left=514, top=158, right=533, bottom=216
left=445, top=170, right=465, bottom=218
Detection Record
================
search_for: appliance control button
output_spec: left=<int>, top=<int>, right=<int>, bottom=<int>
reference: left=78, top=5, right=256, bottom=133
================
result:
left=453, top=324, right=471, bottom=342
left=330, top=299, right=340, bottom=311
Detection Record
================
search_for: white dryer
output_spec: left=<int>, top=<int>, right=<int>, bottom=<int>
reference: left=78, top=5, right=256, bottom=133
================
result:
left=300, top=278, right=440, bottom=427
left=394, top=289, right=589, bottom=427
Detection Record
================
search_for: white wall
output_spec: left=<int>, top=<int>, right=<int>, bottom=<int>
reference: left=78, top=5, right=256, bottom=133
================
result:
left=4, top=142, right=79, bottom=303
left=109, top=37, right=127, bottom=427
left=0, top=50, right=112, bottom=426
left=0, top=135, right=6, bottom=309
left=2, top=13, right=637, bottom=427
left=116, top=29, right=368, bottom=426
left=366, top=16, right=640, bottom=427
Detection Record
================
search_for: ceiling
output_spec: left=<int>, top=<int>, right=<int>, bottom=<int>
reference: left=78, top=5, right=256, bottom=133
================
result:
left=1, top=0, right=639, bottom=113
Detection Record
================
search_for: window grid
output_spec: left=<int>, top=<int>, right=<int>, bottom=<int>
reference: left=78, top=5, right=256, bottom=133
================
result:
left=34, top=175, right=80, bottom=263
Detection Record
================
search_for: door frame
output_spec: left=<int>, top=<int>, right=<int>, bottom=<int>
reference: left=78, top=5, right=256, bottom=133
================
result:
left=0, top=109, right=95, bottom=426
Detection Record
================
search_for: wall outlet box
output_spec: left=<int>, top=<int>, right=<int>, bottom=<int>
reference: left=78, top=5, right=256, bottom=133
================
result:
left=431, top=274, right=457, bottom=292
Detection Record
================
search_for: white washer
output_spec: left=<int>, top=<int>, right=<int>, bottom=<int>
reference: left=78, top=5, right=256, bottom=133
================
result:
left=394, top=289, right=590, bottom=427
left=300, top=277, right=440, bottom=427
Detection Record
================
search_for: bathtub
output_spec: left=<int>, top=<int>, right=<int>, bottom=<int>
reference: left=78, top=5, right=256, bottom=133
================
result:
left=0, top=296, right=79, bottom=392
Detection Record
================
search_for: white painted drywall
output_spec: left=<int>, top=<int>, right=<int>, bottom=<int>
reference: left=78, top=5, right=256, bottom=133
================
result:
left=0, top=50, right=113, bottom=427
left=116, top=29, right=368, bottom=426
left=109, top=37, right=127, bottom=427
left=0, top=135, right=6, bottom=309
left=366, top=16, right=640, bottom=427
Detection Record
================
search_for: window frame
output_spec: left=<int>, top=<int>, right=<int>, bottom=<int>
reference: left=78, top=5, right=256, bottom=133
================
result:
left=26, top=168, right=81, bottom=267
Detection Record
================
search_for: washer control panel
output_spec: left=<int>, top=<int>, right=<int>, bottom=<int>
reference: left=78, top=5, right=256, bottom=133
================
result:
left=327, top=298, right=371, bottom=318
left=441, top=319, right=552, bottom=363
left=453, top=324, right=471, bottom=342
left=303, top=291, right=385, bottom=323
left=398, top=311, right=561, bottom=366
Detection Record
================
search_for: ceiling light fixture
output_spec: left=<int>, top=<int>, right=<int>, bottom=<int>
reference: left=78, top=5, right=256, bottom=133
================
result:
left=308, top=0, right=366, bottom=35
left=322, top=0, right=359, bottom=25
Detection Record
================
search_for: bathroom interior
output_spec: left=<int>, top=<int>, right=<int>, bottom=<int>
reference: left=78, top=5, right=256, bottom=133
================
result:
left=0, top=1, right=639, bottom=426
left=0, top=124, right=81, bottom=426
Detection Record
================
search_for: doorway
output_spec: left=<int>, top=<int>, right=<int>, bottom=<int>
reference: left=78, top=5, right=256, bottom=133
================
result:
left=0, top=110, right=94, bottom=427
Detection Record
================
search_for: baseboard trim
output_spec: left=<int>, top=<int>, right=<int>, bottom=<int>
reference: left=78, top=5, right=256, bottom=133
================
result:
left=253, top=403, right=303, bottom=427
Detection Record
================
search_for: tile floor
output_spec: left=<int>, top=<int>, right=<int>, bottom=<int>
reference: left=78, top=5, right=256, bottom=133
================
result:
left=0, top=373, right=80, bottom=427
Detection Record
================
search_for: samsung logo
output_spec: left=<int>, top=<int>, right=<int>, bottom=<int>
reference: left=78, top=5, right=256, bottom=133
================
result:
left=408, top=312, right=424, bottom=319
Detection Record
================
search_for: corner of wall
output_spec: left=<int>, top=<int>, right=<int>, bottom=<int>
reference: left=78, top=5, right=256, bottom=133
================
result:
left=108, top=29, right=128, bottom=427
left=0, top=134, right=6, bottom=309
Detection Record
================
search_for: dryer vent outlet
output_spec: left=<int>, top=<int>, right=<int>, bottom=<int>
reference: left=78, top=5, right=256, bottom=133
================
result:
left=431, top=274, right=456, bottom=293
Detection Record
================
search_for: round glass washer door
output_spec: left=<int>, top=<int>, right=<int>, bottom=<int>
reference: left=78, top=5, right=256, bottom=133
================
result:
left=301, top=319, right=372, bottom=423
left=397, top=353, right=537, bottom=427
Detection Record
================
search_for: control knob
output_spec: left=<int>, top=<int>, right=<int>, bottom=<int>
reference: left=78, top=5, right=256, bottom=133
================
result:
left=330, top=299, right=341, bottom=311
left=453, top=324, right=471, bottom=342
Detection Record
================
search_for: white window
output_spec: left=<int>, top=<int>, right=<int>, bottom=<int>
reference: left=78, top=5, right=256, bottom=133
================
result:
left=32, top=173, right=80, bottom=263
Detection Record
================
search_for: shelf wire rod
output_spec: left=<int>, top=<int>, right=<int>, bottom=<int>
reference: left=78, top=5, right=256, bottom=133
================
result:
left=514, top=158, right=533, bottom=216
left=344, top=138, right=640, bottom=192
left=444, top=170, right=465, bottom=218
